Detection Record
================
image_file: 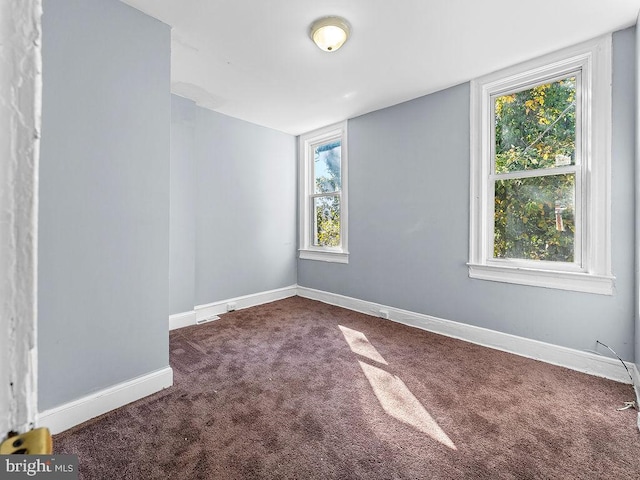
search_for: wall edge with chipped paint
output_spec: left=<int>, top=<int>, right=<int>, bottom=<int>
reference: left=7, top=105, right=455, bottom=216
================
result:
left=0, top=0, right=42, bottom=438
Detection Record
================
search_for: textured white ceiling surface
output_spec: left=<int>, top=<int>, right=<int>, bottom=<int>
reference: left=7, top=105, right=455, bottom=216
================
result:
left=121, top=0, right=640, bottom=135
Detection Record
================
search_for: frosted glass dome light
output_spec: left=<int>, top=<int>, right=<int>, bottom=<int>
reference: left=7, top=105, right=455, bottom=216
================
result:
left=310, top=16, right=350, bottom=52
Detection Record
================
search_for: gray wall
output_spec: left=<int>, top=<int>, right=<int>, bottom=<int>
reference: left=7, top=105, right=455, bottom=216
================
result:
left=299, top=28, right=637, bottom=361
left=170, top=96, right=197, bottom=314
left=39, top=0, right=171, bottom=410
left=169, top=97, right=297, bottom=313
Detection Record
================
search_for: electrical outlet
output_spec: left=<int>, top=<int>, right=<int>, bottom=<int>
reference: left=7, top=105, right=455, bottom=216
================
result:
left=378, top=309, right=389, bottom=320
left=226, top=302, right=237, bottom=312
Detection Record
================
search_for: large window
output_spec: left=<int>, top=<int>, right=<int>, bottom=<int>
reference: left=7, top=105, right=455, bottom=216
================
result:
left=299, top=122, right=348, bottom=263
left=469, top=35, right=613, bottom=294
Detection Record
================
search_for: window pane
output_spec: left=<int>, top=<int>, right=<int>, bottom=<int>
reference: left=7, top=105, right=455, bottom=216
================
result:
left=494, top=174, right=575, bottom=262
left=314, top=141, right=341, bottom=194
left=494, top=77, right=576, bottom=174
left=313, top=195, right=340, bottom=247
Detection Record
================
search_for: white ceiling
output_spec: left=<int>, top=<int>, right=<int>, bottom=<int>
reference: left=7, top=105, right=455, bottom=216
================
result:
left=121, top=0, right=640, bottom=135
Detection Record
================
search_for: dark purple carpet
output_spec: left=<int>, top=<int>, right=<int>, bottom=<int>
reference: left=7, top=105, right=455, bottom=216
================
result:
left=54, top=296, right=640, bottom=479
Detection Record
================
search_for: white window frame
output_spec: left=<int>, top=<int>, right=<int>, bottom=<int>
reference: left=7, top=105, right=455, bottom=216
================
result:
left=299, top=121, right=349, bottom=263
left=468, top=35, right=614, bottom=295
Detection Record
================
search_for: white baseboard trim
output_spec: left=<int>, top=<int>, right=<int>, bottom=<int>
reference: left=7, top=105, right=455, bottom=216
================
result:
left=37, top=366, right=173, bottom=434
left=194, top=285, right=298, bottom=324
left=169, top=310, right=196, bottom=331
left=297, top=286, right=633, bottom=385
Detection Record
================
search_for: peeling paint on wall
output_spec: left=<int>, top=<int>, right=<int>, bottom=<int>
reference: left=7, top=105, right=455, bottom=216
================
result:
left=0, top=0, right=42, bottom=437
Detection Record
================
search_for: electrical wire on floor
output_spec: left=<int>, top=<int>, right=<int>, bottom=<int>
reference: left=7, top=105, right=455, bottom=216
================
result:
left=596, top=340, right=637, bottom=411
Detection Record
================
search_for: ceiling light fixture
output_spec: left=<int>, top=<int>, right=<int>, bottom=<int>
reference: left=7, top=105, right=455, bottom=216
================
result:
left=309, top=16, right=350, bottom=52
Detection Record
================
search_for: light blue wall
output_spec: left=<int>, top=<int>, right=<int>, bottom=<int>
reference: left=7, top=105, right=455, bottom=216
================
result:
left=299, top=28, right=637, bottom=361
left=39, top=0, right=171, bottom=410
left=611, top=27, right=637, bottom=364
left=168, top=97, right=297, bottom=313
left=194, top=105, right=297, bottom=304
left=170, top=96, right=197, bottom=314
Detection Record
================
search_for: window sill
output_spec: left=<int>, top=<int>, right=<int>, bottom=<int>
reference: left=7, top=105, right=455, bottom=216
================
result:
left=468, top=263, right=614, bottom=295
left=299, top=249, right=349, bottom=264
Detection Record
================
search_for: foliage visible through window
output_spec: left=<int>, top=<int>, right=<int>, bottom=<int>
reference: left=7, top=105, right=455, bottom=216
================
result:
left=493, top=76, right=577, bottom=262
left=313, top=141, right=341, bottom=247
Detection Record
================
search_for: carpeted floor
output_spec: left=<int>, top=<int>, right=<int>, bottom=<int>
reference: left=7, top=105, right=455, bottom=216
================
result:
left=54, top=296, right=640, bottom=479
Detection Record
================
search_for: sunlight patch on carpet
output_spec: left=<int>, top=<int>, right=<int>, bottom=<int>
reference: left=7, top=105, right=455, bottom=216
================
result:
left=358, top=361, right=457, bottom=450
left=338, top=325, right=456, bottom=449
left=339, top=325, right=388, bottom=365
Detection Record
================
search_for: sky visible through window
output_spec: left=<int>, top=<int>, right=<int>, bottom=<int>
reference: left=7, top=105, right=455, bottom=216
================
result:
left=314, top=141, right=341, bottom=193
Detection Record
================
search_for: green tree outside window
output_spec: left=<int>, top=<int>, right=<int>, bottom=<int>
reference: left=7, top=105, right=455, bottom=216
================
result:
left=493, top=77, right=576, bottom=261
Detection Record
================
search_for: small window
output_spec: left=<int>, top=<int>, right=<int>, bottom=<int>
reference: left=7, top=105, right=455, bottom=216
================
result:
left=299, top=122, right=348, bottom=263
left=469, top=35, right=614, bottom=294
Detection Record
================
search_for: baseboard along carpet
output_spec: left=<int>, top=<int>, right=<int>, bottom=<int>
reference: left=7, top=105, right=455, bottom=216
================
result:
left=54, top=296, right=640, bottom=479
